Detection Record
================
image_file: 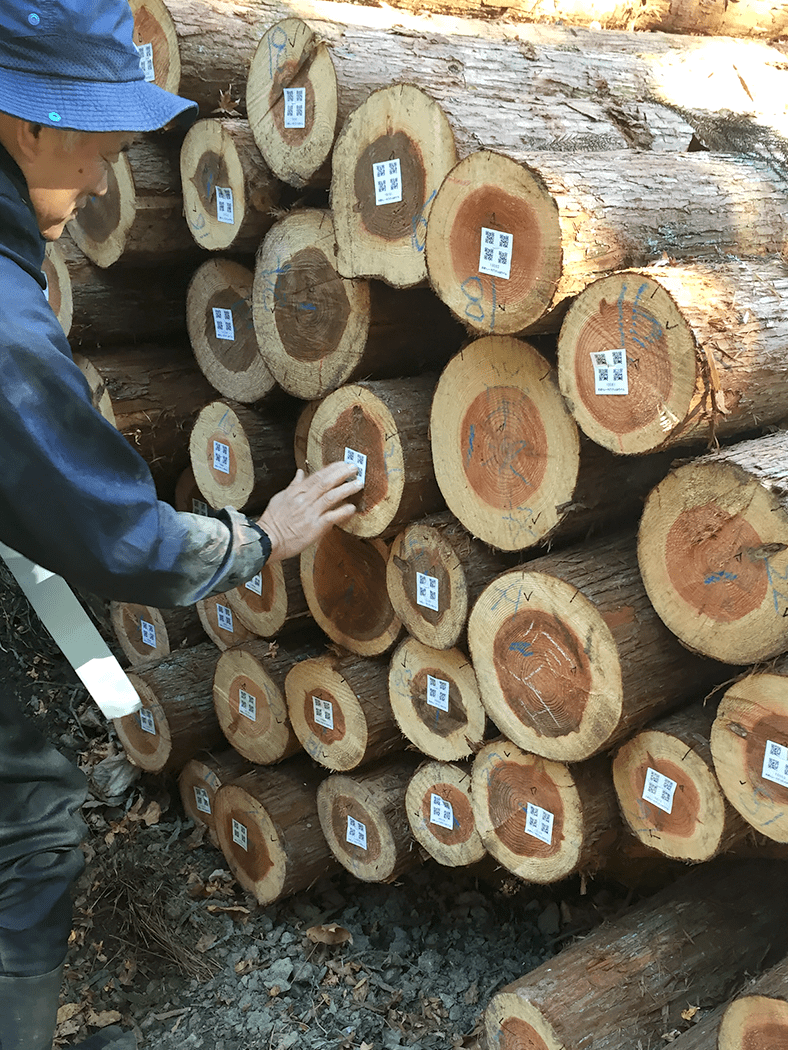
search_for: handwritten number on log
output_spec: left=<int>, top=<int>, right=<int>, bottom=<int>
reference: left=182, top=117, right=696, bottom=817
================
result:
left=268, top=26, right=289, bottom=78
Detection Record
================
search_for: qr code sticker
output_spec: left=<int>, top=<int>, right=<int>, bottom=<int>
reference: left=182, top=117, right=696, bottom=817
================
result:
left=312, top=696, right=334, bottom=730
left=216, top=604, right=234, bottom=632
left=762, top=739, right=788, bottom=788
left=344, top=447, right=367, bottom=485
left=426, top=675, right=450, bottom=712
left=135, top=42, right=155, bottom=82
left=284, top=87, right=306, bottom=129
left=215, top=186, right=235, bottom=225
left=140, top=619, right=157, bottom=648
left=373, top=158, right=403, bottom=206
left=524, top=802, right=553, bottom=845
left=213, top=440, right=230, bottom=475
left=591, top=349, right=628, bottom=395
left=232, top=818, right=248, bottom=850
left=346, top=815, right=367, bottom=849
left=238, top=688, right=256, bottom=721
left=194, top=787, right=212, bottom=814
left=478, top=227, right=512, bottom=280
left=245, top=573, right=262, bottom=596
left=641, top=767, right=677, bottom=814
left=212, top=307, right=235, bottom=341
left=430, top=793, right=454, bottom=830
left=138, top=708, right=156, bottom=735
left=416, top=572, right=439, bottom=612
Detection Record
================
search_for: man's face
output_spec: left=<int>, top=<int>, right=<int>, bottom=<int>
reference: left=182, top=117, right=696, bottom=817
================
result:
left=24, top=128, right=135, bottom=240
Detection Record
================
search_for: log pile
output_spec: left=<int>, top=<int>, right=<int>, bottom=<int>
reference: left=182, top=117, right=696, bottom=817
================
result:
left=70, top=0, right=788, bottom=1040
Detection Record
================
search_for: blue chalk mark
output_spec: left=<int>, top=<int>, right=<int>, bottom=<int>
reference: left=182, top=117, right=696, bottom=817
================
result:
left=410, top=189, right=437, bottom=253
left=704, top=570, right=738, bottom=585
left=765, top=558, right=788, bottom=614
left=466, top=424, right=475, bottom=464
left=508, top=641, right=534, bottom=658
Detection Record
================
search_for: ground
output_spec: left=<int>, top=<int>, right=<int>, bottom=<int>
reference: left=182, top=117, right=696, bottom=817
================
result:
left=0, top=564, right=636, bottom=1050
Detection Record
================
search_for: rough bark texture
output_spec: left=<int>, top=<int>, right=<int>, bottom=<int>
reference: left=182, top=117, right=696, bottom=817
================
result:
left=306, top=375, right=443, bottom=539
left=316, top=755, right=424, bottom=882
left=469, top=533, right=730, bottom=761
left=405, top=759, right=486, bottom=867
left=214, top=758, right=340, bottom=904
left=284, top=652, right=404, bottom=771
left=426, top=150, right=788, bottom=336
left=484, top=858, right=788, bottom=1050
left=638, top=431, right=788, bottom=665
left=109, top=601, right=205, bottom=666
left=300, top=529, right=403, bottom=656
left=612, top=701, right=750, bottom=862
left=115, top=643, right=223, bottom=773
left=472, top=740, right=621, bottom=883
left=388, top=637, right=486, bottom=761
left=558, top=257, right=788, bottom=456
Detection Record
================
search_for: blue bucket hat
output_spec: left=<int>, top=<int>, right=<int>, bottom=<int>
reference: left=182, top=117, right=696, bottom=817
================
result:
left=0, top=0, right=197, bottom=132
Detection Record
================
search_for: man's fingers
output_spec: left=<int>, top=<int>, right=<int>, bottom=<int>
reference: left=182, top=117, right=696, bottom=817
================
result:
left=305, top=460, right=360, bottom=494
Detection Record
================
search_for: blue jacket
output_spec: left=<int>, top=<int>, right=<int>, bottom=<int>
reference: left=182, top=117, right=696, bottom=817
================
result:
left=0, top=142, right=266, bottom=606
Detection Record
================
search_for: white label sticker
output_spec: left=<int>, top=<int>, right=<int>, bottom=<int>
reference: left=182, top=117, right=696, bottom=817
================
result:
left=245, top=573, right=263, bottom=595
left=216, top=603, right=234, bottom=632
left=426, top=675, right=450, bottom=712
left=212, top=307, right=235, bottom=341
left=524, top=802, right=554, bottom=845
left=138, top=708, right=156, bottom=735
left=213, top=440, right=230, bottom=475
left=192, top=498, right=210, bottom=517
left=312, top=695, right=334, bottom=730
left=478, top=227, right=513, bottom=281
left=140, top=618, right=157, bottom=648
left=416, top=572, right=440, bottom=612
left=194, top=786, right=212, bottom=814
left=373, top=159, right=402, bottom=206
left=238, top=687, right=257, bottom=722
left=283, top=87, right=306, bottom=128
left=642, top=766, right=677, bottom=814
left=215, top=186, right=235, bottom=225
left=430, top=792, right=454, bottom=830
left=346, top=815, right=367, bottom=849
left=344, top=447, right=367, bottom=485
left=762, top=740, right=788, bottom=788
left=232, top=818, right=248, bottom=850
left=135, top=42, right=155, bottom=82
left=591, top=349, right=629, bottom=395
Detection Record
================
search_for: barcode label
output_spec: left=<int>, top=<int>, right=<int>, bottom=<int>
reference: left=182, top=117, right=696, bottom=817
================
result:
left=192, top=498, right=210, bottom=517
left=416, top=572, right=439, bottom=612
left=373, top=159, right=402, bottom=206
left=232, top=818, right=248, bottom=850
left=245, top=573, right=263, bottom=595
left=430, top=792, right=454, bottom=830
left=194, top=786, right=212, bottom=814
left=135, top=42, right=155, bottom=82
left=344, top=447, right=367, bottom=485
left=478, top=227, right=513, bottom=281
left=215, top=186, right=235, bottom=225
left=238, top=688, right=257, bottom=721
left=426, top=675, right=450, bottom=712
left=216, top=604, right=234, bottom=632
left=212, top=307, right=235, bottom=341
left=524, top=802, right=554, bottom=845
left=642, top=766, right=677, bottom=814
left=762, top=740, right=788, bottom=789
left=213, top=440, right=230, bottom=474
left=346, top=815, right=367, bottom=849
left=283, top=87, right=306, bottom=128
left=313, top=695, right=334, bottom=730
left=140, top=619, right=157, bottom=648
left=591, top=349, right=628, bottom=395
left=138, top=708, right=156, bottom=735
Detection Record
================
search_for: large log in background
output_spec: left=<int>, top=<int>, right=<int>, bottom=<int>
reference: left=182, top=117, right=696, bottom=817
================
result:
left=468, top=534, right=730, bottom=761
left=638, top=431, right=788, bottom=665
left=557, top=256, right=788, bottom=456
left=425, top=150, right=788, bottom=336
left=252, top=208, right=463, bottom=400
left=710, top=654, right=788, bottom=843
left=484, top=858, right=788, bottom=1050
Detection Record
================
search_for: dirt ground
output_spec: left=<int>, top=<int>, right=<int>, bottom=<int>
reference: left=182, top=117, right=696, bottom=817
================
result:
left=1, top=563, right=643, bottom=1050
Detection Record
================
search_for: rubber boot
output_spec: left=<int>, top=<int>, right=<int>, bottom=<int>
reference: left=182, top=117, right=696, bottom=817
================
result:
left=77, top=1026, right=137, bottom=1048
left=0, top=961, right=64, bottom=1050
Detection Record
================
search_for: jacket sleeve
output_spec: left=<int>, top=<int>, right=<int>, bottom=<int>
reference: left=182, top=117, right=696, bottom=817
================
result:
left=0, top=259, right=269, bottom=607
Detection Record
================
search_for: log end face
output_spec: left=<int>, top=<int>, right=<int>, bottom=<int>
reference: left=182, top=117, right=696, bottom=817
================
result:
left=484, top=990, right=564, bottom=1050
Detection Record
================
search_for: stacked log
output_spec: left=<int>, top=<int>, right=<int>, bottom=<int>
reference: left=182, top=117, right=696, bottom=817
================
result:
left=178, top=748, right=255, bottom=844
left=109, top=601, right=204, bottom=666
left=404, top=759, right=486, bottom=868
left=226, top=557, right=311, bottom=638
left=196, top=592, right=259, bottom=650
left=717, top=953, right=788, bottom=1049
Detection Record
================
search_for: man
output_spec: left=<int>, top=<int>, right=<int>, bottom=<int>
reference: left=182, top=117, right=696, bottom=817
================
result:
left=0, top=3, right=363, bottom=1048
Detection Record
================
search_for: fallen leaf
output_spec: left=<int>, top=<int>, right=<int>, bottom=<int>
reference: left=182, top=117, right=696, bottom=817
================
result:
left=681, top=1005, right=699, bottom=1021
left=306, top=923, right=354, bottom=946
left=86, top=1009, right=122, bottom=1028
left=56, top=1003, right=83, bottom=1023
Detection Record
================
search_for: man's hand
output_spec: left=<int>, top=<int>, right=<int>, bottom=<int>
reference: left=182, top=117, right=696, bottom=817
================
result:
left=256, top=462, right=363, bottom=562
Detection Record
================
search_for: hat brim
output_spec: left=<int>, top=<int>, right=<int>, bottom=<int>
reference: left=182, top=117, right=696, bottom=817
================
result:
left=0, top=69, right=198, bottom=132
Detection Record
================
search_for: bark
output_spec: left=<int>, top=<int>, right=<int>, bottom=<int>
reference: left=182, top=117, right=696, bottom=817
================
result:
left=315, top=755, right=424, bottom=881
left=186, top=258, right=276, bottom=403
left=109, top=601, right=205, bottom=666
left=114, top=642, right=223, bottom=773
left=306, top=374, right=443, bottom=538
left=638, top=431, right=788, bottom=664
left=426, top=150, right=788, bottom=335
left=558, top=256, right=788, bottom=456
left=252, top=208, right=463, bottom=399
left=388, top=637, right=486, bottom=761
left=300, top=528, right=403, bottom=656
left=284, top=652, right=404, bottom=771
left=612, top=701, right=750, bottom=863
left=485, top=859, right=788, bottom=1050
left=468, top=532, right=730, bottom=762
left=405, top=759, right=486, bottom=867
left=214, top=757, right=340, bottom=904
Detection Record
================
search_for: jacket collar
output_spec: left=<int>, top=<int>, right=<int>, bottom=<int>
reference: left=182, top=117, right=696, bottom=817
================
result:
left=0, top=140, right=47, bottom=289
